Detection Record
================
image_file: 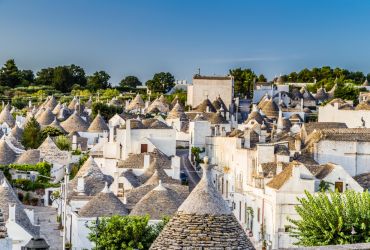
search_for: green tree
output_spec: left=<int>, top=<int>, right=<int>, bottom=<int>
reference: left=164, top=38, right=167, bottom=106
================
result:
left=55, top=135, right=71, bottom=151
left=120, top=75, right=142, bottom=90
left=22, top=117, right=42, bottom=149
left=19, top=69, right=35, bottom=86
left=87, top=71, right=111, bottom=91
left=229, top=68, right=257, bottom=98
left=69, top=64, right=87, bottom=87
left=88, top=215, right=168, bottom=250
left=289, top=190, right=370, bottom=246
left=334, top=83, right=360, bottom=105
left=0, top=59, right=21, bottom=87
left=35, top=67, right=55, bottom=86
left=257, top=74, right=267, bottom=82
left=52, top=66, right=73, bottom=92
left=40, top=126, right=64, bottom=141
left=92, top=102, right=123, bottom=121
left=146, top=72, right=175, bottom=93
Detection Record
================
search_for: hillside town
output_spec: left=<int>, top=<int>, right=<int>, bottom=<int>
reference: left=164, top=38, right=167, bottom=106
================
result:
left=0, top=70, right=370, bottom=250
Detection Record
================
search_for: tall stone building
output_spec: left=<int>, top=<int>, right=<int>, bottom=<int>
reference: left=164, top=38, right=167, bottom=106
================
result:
left=187, top=75, right=234, bottom=109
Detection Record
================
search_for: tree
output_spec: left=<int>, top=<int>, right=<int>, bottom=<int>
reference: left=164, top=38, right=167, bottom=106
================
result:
left=22, top=117, right=42, bottom=149
left=289, top=190, right=370, bottom=246
left=52, top=66, right=73, bottom=92
left=55, top=135, right=71, bottom=151
left=119, top=76, right=142, bottom=90
left=0, top=59, right=21, bottom=87
left=257, top=74, right=267, bottom=82
left=146, top=72, right=175, bottom=93
left=35, top=67, right=55, bottom=86
left=334, top=83, right=360, bottom=105
left=69, top=64, right=87, bottom=87
left=92, top=102, right=123, bottom=121
left=40, top=126, right=64, bottom=141
left=88, top=215, right=168, bottom=250
left=229, top=68, right=257, bottom=98
left=87, top=71, right=111, bottom=91
left=19, top=69, right=35, bottom=86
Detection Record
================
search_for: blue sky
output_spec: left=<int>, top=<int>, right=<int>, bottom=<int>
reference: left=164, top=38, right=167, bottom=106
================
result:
left=1, top=0, right=370, bottom=85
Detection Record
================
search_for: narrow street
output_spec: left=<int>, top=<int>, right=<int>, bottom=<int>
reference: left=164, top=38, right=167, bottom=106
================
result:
left=177, top=149, right=201, bottom=190
left=28, top=206, right=63, bottom=250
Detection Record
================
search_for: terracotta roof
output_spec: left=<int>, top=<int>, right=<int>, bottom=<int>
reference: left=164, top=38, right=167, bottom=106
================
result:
left=60, top=111, right=89, bottom=133
left=150, top=157, right=254, bottom=249
left=88, top=112, right=109, bottom=132
left=130, top=181, right=185, bottom=220
left=78, top=184, right=128, bottom=217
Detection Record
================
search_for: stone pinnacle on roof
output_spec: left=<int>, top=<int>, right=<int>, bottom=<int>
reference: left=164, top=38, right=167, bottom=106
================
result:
left=150, top=156, right=255, bottom=249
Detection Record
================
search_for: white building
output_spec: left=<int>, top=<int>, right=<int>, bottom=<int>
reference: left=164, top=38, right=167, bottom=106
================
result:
left=205, top=128, right=363, bottom=249
left=318, top=98, right=370, bottom=128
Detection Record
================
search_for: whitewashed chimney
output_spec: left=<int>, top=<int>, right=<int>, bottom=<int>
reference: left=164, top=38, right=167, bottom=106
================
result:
left=144, top=154, right=150, bottom=169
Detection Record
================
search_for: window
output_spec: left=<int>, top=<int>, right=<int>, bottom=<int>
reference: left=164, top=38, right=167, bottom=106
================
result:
left=118, top=183, right=123, bottom=188
left=141, top=144, right=148, bottom=153
left=257, top=208, right=260, bottom=223
left=335, top=181, right=344, bottom=193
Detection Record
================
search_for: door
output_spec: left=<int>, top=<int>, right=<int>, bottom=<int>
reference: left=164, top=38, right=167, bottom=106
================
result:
left=141, top=144, right=148, bottom=153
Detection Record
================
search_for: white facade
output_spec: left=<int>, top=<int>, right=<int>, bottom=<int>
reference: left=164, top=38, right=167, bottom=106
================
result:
left=187, top=76, right=234, bottom=108
left=205, top=134, right=363, bottom=249
left=318, top=102, right=370, bottom=128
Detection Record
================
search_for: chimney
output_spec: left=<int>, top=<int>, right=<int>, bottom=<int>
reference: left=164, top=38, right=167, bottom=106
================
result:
left=9, top=204, right=16, bottom=222
left=295, top=136, right=302, bottom=152
left=276, top=162, right=283, bottom=175
left=300, top=98, right=304, bottom=111
left=77, top=177, right=85, bottom=195
left=292, top=163, right=300, bottom=179
left=72, top=135, right=78, bottom=150
left=206, top=106, right=210, bottom=113
left=244, top=130, right=251, bottom=148
left=125, top=119, right=132, bottom=158
left=144, top=154, right=150, bottom=169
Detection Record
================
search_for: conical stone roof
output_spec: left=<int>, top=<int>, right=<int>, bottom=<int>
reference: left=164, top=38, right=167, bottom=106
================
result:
left=78, top=183, right=128, bottom=217
left=36, top=108, right=55, bottom=126
left=130, top=181, right=183, bottom=220
left=126, top=94, right=145, bottom=111
left=10, top=125, right=23, bottom=141
left=0, top=138, right=17, bottom=165
left=261, top=99, right=279, bottom=118
left=45, top=95, right=57, bottom=110
left=150, top=157, right=255, bottom=249
left=167, top=101, right=187, bottom=120
left=16, top=149, right=41, bottom=165
left=0, top=105, right=15, bottom=127
left=60, top=111, right=89, bottom=133
left=68, top=96, right=78, bottom=110
left=49, top=117, right=66, bottom=133
left=0, top=177, right=40, bottom=237
left=88, top=112, right=109, bottom=132
left=194, top=98, right=217, bottom=113
left=69, top=157, right=113, bottom=197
